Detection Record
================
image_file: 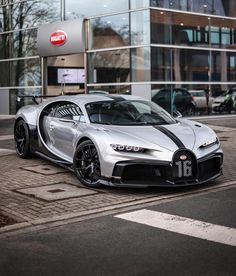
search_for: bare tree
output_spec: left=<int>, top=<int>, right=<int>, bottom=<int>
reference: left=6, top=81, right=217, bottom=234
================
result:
left=0, top=0, right=58, bottom=88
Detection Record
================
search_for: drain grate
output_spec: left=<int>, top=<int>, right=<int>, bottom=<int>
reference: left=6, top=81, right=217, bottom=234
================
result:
left=15, top=183, right=98, bottom=201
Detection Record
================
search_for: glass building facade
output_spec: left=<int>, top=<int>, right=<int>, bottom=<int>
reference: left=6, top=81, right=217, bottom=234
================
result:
left=0, top=0, right=236, bottom=114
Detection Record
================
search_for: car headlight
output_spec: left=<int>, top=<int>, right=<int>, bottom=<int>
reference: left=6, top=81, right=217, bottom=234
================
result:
left=110, top=144, right=145, bottom=152
left=199, top=137, right=219, bottom=149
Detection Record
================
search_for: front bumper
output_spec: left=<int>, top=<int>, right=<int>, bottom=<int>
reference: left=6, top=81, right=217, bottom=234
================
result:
left=104, top=151, right=223, bottom=187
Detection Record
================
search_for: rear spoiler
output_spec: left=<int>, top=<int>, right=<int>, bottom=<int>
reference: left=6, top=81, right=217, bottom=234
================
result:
left=16, top=92, right=83, bottom=105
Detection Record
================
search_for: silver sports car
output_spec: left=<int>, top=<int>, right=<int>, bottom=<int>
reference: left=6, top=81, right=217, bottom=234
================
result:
left=14, top=94, right=223, bottom=188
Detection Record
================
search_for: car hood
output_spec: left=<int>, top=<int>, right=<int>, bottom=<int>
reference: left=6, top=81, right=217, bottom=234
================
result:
left=98, top=121, right=198, bottom=152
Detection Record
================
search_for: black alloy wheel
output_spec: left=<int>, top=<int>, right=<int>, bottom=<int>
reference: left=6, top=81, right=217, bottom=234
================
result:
left=73, top=140, right=102, bottom=188
left=14, top=120, right=31, bottom=158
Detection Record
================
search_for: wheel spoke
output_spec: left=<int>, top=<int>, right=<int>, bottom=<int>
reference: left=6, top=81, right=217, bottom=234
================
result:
left=15, top=128, right=21, bottom=138
left=19, top=141, right=24, bottom=153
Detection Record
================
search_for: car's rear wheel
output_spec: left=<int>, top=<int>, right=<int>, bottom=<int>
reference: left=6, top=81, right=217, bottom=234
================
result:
left=14, top=120, right=31, bottom=158
left=73, top=140, right=102, bottom=188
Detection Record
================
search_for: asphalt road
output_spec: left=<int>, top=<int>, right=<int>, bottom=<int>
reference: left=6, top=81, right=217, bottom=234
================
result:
left=0, top=187, right=235, bottom=276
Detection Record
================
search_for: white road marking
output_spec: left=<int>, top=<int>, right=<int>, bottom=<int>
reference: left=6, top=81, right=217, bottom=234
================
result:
left=0, top=135, right=14, bottom=141
left=115, top=209, right=236, bottom=247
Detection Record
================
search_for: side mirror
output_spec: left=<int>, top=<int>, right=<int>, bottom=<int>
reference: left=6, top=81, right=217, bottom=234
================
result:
left=173, top=110, right=182, bottom=118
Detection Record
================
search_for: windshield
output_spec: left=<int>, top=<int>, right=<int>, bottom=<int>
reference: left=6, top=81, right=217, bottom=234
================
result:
left=86, top=100, right=176, bottom=125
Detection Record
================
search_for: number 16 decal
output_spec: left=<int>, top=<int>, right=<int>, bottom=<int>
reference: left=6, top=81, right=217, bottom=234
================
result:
left=175, top=160, right=192, bottom=177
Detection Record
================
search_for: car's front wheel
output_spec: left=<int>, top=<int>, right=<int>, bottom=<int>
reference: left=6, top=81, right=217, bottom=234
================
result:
left=14, top=119, right=31, bottom=158
left=73, top=140, right=102, bottom=188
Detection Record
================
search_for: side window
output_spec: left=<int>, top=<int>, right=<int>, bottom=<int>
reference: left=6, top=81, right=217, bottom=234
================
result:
left=54, top=102, right=83, bottom=121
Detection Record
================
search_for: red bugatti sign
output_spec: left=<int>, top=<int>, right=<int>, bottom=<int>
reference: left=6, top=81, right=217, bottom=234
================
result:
left=50, top=30, right=68, bottom=46
left=37, top=19, right=85, bottom=56
left=180, top=155, right=187, bottom=161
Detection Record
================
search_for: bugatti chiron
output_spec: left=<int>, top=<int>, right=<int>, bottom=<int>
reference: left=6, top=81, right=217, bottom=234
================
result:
left=14, top=94, right=223, bottom=188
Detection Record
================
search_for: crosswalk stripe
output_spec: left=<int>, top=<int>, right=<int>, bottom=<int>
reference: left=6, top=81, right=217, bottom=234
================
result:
left=115, top=209, right=236, bottom=247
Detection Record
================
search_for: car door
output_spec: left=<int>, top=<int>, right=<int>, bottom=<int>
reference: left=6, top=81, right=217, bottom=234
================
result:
left=47, top=102, right=84, bottom=159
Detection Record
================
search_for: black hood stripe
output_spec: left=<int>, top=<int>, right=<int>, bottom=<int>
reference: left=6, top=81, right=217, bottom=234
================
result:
left=154, top=126, right=186, bottom=149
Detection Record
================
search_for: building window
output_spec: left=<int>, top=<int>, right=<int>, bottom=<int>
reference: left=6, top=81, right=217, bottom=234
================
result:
left=151, top=10, right=171, bottom=44
left=131, top=47, right=151, bottom=82
left=175, top=49, right=209, bottom=82
left=131, top=10, right=150, bottom=45
left=151, top=47, right=171, bottom=81
left=66, top=0, right=129, bottom=19
left=150, top=0, right=236, bottom=17
left=88, top=49, right=130, bottom=84
left=130, top=0, right=150, bottom=9
left=90, top=13, right=129, bottom=50
left=171, top=13, right=210, bottom=47
left=0, top=58, right=40, bottom=87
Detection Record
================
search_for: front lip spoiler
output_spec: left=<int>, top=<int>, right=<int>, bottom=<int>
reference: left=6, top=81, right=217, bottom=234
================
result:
left=100, top=169, right=223, bottom=188
left=102, top=151, right=223, bottom=187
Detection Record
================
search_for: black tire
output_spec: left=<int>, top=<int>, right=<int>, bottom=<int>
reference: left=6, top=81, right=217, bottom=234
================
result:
left=14, top=120, right=31, bottom=158
left=73, top=140, right=102, bottom=188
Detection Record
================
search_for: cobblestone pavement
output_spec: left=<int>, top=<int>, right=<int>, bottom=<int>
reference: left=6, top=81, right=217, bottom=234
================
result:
left=0, top=122, right=236, bottom=233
